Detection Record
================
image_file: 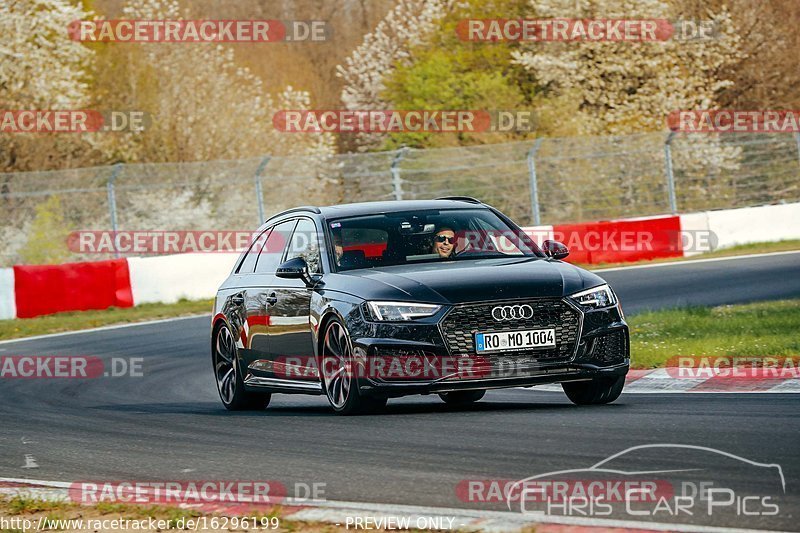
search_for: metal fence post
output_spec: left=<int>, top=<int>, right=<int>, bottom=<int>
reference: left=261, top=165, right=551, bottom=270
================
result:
left=390, top=148, right=408, bottom=201
left=527, top=138, right=543, bottom=225
left=254, top=156, right=270, bottom=223
left=664, top=132, right=678, bottom=214
left=794, top=132, right=800, bottom=169
left=106, top=163, right=122, bottom=258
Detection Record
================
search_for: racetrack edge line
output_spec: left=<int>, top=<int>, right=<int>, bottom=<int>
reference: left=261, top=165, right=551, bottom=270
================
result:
left=0, top=314, right=208, bottom=346
left=591, top=249, right=800, bottom=273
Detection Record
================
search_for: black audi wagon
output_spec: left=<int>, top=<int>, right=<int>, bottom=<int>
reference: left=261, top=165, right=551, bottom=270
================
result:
left=211, top=197, right=629, bottom=414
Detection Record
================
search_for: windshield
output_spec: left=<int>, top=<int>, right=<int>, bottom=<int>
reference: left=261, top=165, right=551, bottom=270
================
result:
left=328, top=208, right=543, bottom=272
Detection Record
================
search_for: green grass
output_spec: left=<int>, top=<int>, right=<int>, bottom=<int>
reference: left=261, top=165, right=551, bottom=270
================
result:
left=629, top=299, right=800, bottom=368
left=4, top=495, right=72, bottom=515
left=0, top=299, right=213, bottom=341
left=580, top=239, right=800, bottom=270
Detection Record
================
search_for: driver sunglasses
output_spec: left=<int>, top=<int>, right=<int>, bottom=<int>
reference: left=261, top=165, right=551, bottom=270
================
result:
left=435, top=235, right=455, bottom=244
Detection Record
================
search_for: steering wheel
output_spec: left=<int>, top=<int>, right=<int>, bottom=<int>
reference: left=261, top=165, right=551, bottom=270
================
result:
left=454, top=247, right=488, bottom=257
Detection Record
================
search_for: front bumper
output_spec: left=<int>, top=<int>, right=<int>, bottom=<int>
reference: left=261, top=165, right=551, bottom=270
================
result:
left=349, top=298, right=629, bottom=398
left=358, top=360, right=629, bottom=398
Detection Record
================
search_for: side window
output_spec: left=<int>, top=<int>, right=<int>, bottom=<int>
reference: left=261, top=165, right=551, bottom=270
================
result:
left=236, top=228, right=271, bottom=274
left=285, top=218, right=321, bottom=273
left=255, top=220, right=297, bottom=274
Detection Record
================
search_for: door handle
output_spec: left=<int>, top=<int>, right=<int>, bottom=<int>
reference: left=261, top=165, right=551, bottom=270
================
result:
left=230, top=293, right=245, bottom=305
left=265, top=292, right=278, bottom=306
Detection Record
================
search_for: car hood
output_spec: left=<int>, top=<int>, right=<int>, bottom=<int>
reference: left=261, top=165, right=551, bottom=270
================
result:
left=328, top=257, right=606, bottom=304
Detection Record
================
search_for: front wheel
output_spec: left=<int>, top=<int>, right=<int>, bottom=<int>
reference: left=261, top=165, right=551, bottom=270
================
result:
left=562, top=375, right=625, bottom=405
left=320, top=318, right=385, bottom=415
left=213, top=323, right=270, bottom=411
left=439, top=389, right=486, bottom=405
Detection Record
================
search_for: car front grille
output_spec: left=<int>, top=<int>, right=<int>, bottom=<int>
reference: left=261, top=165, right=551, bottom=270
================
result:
left=439, top=298, right=581, bottom=362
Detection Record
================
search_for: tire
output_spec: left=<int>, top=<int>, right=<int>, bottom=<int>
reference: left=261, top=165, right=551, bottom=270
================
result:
left=320, top=318, right=379, bottom=415
left=562, top=375, right=625, bottom=405
left=213, top=323, right=271, bottom=411
left=439, top=389, right=486, bottom=405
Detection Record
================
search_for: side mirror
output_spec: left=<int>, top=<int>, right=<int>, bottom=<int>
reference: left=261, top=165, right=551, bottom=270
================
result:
left=542, top=240, right=570, bottom=260
left=276, top=257, right=313, bottom=286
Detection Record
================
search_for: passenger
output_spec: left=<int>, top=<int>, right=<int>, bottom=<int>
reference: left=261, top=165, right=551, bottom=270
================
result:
left=332, top=233, right=344, bottom=265
left=431, top=227, right=456, bottom=259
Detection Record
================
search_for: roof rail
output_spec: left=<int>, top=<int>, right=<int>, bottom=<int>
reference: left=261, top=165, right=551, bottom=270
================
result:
left=434, top=196, right=482, bottom=204
left=266, top=205, right=321, bottom=222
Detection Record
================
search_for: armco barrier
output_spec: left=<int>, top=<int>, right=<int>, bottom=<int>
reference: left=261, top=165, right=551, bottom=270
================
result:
left=707, top=202, right=800, bottom=249
left=12, top=259, right=133, bottom=319
left=676, top=211, right=711, bottom=257
left=0, top=268, right=15, bottom=320
left=1, top=202, right=798, bottom=319
left=550, top=215, right=682, bottom=264
left=127, top=253, right=237, bottom=305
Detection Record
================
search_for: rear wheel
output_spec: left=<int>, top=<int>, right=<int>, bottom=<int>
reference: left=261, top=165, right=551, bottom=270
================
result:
left=562, top=375, right=625, bottom=405
left=321, top=318, right=385, bottom=415
left=213, top=323, right=270, bottom=411
left=439, top=389, right=486, bottom=405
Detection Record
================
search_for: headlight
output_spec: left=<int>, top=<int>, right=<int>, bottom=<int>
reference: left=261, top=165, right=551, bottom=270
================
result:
left=365, top=301, right=442, bottom=321
left=570, top=284, right=617, bottom=308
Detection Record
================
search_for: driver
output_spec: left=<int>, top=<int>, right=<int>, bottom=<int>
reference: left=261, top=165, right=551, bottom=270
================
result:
left=431, top=227, right=456, bottom=259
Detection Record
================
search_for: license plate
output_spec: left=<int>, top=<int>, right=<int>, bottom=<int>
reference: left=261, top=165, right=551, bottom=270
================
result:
left=475, top=329, right=556, bottom=353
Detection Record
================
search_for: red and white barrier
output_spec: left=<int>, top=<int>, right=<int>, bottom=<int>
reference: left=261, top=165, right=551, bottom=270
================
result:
left=707, top=202, right=800, bottom=248
left=0, top=254, right=237, bottom=320
left=525, top=200, right=800, bottom=264
left=127, top=253, right=237, bottom=305
left=547, top=215, right=683, bottom=264
left=0, top=268, right=15, bottom=320
left=11, top=259, right=133, bottom=319
left=1, top=202, right=798, bottom=319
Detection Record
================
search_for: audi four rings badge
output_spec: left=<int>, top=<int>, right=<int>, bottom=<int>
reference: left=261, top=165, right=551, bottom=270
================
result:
left=491, top=305, right=534, bottom=321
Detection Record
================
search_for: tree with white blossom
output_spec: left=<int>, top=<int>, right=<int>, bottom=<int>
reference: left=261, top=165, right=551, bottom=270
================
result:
left=95, top=0, right=335, bottom=165
left=0, top=0, right=92, bottom=109
left=336, top=0, right=456, bottom=149
left=511, top=0, right=745, bottom=211
left=511, top=0, right=743, bottom=135
left=90, top=0, right=337, bottom=232
left=0, top=0, right=95, bottom=171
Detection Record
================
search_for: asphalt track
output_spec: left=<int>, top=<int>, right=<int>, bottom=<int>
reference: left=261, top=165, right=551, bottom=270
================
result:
left=1, top=252, right=799, bottom=531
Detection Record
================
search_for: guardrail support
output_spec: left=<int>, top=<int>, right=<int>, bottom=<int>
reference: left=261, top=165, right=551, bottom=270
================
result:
left=527, top=138, right=543, bottom=225
left=794, top=132, right=800, bottom=170
left=254, top=156, right=271, bottom=223
left=390, top=148, right=409, bottom=201
left=664, top=131, right=678, bottom=215
left=106, top=163, right=123, bottom=258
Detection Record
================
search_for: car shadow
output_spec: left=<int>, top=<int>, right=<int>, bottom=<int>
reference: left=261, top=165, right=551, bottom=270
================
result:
left=91, top=397, right=598, bottom=417
left=355, top=400, right=619, bottom=417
